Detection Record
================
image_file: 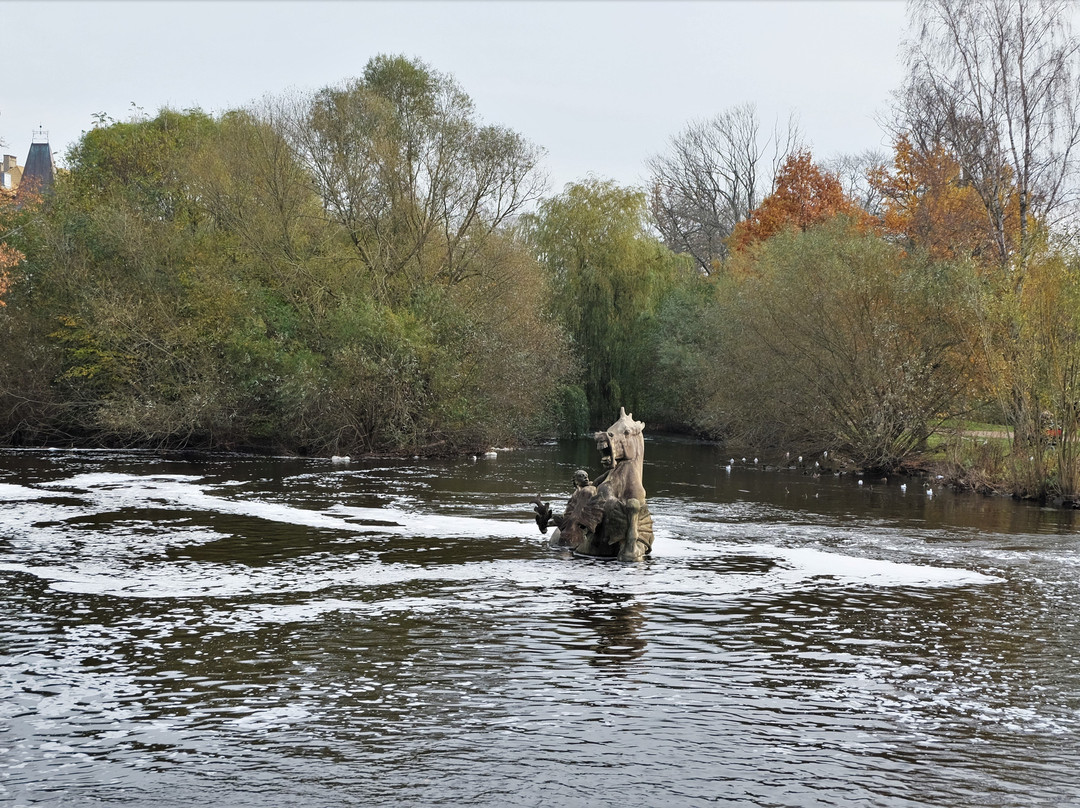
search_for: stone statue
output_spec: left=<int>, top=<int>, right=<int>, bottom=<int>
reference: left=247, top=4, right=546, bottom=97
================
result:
left=539, top=469, right=601, bottom=552
left=533, top=407, right=654, bottom=562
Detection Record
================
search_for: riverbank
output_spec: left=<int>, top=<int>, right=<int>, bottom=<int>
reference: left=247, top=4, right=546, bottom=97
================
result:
left=709, top=425, right=1080, bottom=509
left=6, top=419, right=1080, bottom=509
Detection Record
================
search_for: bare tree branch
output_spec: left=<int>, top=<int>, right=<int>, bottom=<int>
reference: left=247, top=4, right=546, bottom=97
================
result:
left=898, top=0, right=1080, bottom=272
left=647, top=104, right=802, bottom=274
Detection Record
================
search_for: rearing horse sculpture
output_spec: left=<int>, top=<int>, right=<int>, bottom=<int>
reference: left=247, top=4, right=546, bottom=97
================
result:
left=533, top=408, right=654, bottom=562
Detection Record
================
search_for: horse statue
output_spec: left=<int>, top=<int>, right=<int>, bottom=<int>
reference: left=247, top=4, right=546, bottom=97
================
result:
left=533, top=407, right=654, bottom=562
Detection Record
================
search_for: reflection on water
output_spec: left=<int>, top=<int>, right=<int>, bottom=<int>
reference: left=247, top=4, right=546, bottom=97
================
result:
left=1, top=441, right=1079, bottom=807
left=567, top=586, right=648, bottom=669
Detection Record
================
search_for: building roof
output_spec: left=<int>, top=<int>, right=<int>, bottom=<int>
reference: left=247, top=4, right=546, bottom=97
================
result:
left=22, top=139, right=55, bottom=193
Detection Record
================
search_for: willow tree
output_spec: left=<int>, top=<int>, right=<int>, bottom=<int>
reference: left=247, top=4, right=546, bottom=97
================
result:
left=524, top=179, right=688, bottom=423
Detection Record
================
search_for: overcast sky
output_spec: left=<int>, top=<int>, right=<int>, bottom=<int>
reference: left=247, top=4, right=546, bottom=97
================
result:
left=3, top=0, right=909, bottom=193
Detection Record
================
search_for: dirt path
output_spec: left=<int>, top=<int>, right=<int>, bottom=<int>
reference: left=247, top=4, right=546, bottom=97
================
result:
left=959, top=429, right=1011, bottom=439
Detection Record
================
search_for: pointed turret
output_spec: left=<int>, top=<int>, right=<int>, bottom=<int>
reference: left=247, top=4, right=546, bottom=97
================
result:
left=21, top=128, right=55, bottom=193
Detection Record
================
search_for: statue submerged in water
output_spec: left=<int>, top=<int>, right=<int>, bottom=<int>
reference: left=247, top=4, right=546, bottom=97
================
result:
left=532, top=408, right=654, bottom=562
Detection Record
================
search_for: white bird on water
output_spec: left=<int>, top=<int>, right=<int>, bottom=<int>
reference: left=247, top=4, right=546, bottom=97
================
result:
left=900, top=483, right=907, bottom=493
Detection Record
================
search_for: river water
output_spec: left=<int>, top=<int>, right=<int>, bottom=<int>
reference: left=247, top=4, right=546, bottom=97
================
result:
left=1, top=439, right=1078, bottom=807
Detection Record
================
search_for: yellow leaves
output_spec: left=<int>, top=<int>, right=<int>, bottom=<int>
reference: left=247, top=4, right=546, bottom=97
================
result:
left=48, top=315, right=134, bottom=384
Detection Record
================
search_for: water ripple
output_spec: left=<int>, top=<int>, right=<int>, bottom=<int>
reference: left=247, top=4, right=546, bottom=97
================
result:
left=1, top=446, right=1078, bottom=807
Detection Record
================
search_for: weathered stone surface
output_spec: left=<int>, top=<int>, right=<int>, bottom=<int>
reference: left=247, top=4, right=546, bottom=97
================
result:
left=533, top=408, right=653, bottom=562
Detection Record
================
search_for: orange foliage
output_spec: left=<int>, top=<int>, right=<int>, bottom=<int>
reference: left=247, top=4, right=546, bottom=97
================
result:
left=0, top=187, right=30, bottom=307
left=869, top=135, right=1017, bottom=264
left=729, top=150, right=873, bottom=253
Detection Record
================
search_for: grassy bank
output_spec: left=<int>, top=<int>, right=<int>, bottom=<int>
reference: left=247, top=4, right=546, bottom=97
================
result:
left=914, top=420, right=1080, bottom=505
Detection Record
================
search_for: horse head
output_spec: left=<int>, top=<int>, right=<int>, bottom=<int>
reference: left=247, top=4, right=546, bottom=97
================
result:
left=594, top=407, right=645, bottom=472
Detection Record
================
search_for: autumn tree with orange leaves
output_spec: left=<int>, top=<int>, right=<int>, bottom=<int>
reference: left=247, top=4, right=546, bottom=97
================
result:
left=729, top=150, right=873, bottom=253
left=869, top=134, right=1018, bottom=265
left=0, top=185, right=34, bottom=307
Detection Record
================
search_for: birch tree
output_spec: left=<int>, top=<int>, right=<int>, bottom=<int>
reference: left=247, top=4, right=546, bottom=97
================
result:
left=900, top=0, right=1080, bottom=274
left=901, top=0, right=1080, bottom=464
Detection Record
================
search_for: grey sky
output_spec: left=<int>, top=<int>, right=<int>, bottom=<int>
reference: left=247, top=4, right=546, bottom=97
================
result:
left=3, top=0, right=908, bottom=193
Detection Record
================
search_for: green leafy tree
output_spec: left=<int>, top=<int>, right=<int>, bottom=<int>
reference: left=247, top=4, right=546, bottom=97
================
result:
left=699, top=220, right=974, bottom=470
left=648, top=272, right=723, bottom=429
left=524, top=178, right=689, bottom=423
left=970, top=249, right=1080, bottom=499
left=288, top=55, right=546, bottom=302
left=4, top=74, right=569, bottom=453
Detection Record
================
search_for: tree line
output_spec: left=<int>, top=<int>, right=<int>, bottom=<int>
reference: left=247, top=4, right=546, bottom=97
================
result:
left=0, top=58, right=574, bottom=455
left=2, top=0, right=1080, bottom=500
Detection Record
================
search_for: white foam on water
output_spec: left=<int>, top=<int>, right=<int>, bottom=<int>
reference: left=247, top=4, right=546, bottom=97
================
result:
left=39, top=472, right=367, bottom=533
left=201, top=542, right=1001, bottom=629
left=764, top=545, right=1001, bottom=587
left=22, top=471, right=533, bottom=541
left=328, top=503, right=525, bottom=538
left=0, top=482, right=54, bottom=501
left=0, top=469, right=1000, bottom=604
left=0, top=533, right=999, bottom=603
left=651, top=533, right=716, bottom=558
left=227, top=705, right=311, bottom=730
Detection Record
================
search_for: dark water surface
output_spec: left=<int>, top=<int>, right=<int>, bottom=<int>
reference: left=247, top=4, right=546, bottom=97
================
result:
left=2, top=439, right=1079, bottom=807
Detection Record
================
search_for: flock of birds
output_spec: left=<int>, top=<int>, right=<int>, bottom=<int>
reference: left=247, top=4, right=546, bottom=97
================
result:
left=329, top=448, right=940, bottom=497
left=723, top=451, right=938, bottom=497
